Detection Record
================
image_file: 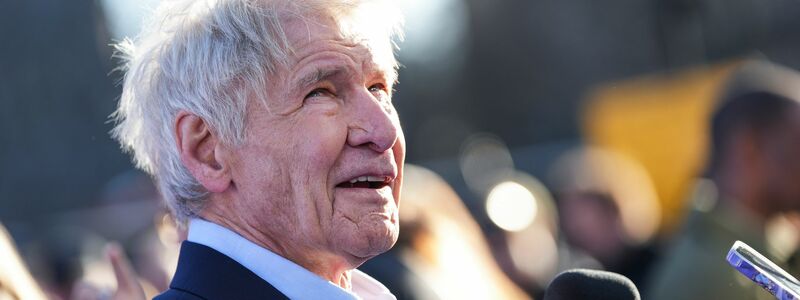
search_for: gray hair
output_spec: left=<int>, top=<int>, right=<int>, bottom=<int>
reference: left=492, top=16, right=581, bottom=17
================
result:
left=111, top=0, right=403, bottom=222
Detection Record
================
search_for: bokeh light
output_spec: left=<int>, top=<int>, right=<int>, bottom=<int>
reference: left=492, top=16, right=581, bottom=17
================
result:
left=99, top=0, right=161, bottom=40
left=460, top=134, right=515, bottom=195
left=396, top=0, right=469, bottom=67
left=486, top=181, right=538, bottom=232
left=508, top=224, right=559, bottom=285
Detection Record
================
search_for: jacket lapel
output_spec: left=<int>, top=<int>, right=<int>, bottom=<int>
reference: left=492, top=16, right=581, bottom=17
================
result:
left=168, top=241, right=289, bottom=300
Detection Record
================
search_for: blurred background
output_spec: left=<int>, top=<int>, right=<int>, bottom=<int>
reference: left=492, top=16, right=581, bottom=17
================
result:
left=3, top=0, right=800, bottom=299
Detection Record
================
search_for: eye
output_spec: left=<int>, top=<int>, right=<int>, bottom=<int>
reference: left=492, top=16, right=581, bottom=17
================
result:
left=368, top=83, right=388, bottom=96
left=305, top=88, right=335, bottom=100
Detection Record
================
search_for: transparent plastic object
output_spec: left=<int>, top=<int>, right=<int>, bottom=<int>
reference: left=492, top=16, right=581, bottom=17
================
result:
left=727, top=240, right=800, bottom=300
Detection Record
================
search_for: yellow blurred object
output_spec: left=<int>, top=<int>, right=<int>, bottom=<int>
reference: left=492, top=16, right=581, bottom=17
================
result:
left=583, top=60, right=743, bottom=235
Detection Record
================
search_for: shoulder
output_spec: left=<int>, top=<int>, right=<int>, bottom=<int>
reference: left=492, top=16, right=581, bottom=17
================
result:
left=164, top=241, right=289, bottom=300
left=645, top=232, right=752, bottom=300
left=154, top=288, right=205, bottom=300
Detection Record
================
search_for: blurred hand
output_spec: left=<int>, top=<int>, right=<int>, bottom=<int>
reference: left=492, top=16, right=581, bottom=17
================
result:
left=106, top=243, right=146, bottom=300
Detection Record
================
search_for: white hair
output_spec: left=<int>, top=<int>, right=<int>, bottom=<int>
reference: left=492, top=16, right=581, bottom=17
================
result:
left=111, top=0, right=403, bottom=222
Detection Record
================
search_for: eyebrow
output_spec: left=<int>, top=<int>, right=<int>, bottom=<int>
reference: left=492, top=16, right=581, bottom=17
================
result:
left=296, top=67, right=349, bottom=90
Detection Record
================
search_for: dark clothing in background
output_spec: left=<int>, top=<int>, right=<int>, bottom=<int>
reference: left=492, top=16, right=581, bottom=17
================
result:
left=646, top=197, right=796, bottom=300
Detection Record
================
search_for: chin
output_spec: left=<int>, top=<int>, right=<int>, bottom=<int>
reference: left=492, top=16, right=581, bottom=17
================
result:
left=339, top=221, right=399, bottom=262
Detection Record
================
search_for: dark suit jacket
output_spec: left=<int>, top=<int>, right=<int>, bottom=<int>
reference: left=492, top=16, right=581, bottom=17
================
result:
left=154, top=241, right=289, bottom=300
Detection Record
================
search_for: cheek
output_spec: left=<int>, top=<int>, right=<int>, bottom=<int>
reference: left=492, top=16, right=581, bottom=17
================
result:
left=393, top=125, right=406, bottom=161
left=287, top=118, right=348, bottom=227
left=392, top=126, right=406, bottom=199
left=228, top=148, right=298, bottom=232
left=293, top=120, right=348, bottom=177
left=232, top=146, right=283, bottom=193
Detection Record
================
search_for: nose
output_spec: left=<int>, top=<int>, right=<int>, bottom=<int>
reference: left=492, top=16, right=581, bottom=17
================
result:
left=346, top=90, right=400, bottom=153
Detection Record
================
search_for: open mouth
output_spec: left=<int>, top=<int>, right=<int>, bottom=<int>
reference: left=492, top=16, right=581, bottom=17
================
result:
left=336, top=176, right=392, bottom=189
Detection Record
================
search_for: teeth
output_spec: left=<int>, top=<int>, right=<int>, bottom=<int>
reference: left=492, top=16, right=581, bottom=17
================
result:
left=347, top=176, right=387, bottom=184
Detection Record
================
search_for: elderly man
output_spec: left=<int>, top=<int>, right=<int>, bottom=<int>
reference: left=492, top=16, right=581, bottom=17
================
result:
left=112, top=0, right=405, bottom=299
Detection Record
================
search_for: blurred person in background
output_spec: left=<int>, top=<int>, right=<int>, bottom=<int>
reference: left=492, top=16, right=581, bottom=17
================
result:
left=547, top=146, right=661, bottom=287
left=111, top=0, right=406, bottom=299
left=360, top=164, right=531, bottom=300
left=70, top=243, right=147, bottom=300
left=0, top=222, right=48, bottom=300
left=69, top=171, right=182, bottom=300
left=646, top=60, right=800, bottom=300
left=27, top=225, right=90, bottom=300
left=89, top=171, right=177, bottom=296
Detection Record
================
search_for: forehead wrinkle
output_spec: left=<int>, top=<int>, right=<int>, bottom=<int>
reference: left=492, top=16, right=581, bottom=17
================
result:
left=378, top=63, right=398, bottom=87
left=288, top=40, right=395, bottom=93
left=296, top=66, right=351, bottom=90
left=344, top=45, right=393, bottom=86
left=356, top=43, right=397, bottom=86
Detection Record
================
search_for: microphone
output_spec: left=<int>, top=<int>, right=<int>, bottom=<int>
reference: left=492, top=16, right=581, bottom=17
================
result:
left=543, top=269, right=641, bottom=300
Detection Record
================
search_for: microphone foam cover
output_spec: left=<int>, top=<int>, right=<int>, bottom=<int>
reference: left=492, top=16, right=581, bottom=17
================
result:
left=544, top=268, right=641, bottom=300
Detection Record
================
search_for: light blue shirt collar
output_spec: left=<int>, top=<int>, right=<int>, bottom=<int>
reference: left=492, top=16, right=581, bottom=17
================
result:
left=187, top=218, right=395, bottom=300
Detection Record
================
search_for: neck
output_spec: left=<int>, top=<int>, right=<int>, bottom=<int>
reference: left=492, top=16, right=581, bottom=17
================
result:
left=713, top=171, right=771, bottom=225
left=199, top=207, right=355, bottom=289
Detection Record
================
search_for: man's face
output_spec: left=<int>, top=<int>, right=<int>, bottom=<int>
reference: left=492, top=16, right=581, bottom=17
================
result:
left=222, top=17, right=404, bottom=266
left=762, top=107, right=800, bottom=212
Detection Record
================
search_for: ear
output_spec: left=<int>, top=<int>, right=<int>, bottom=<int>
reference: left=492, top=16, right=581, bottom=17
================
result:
left=175, top=111, right=232, bottom=193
